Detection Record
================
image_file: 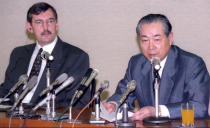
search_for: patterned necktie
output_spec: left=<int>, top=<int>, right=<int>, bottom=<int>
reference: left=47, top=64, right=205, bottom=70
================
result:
left=29, top=48, right=43, bottom=79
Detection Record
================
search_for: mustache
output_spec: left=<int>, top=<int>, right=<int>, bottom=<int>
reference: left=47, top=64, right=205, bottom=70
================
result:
left=41, top=30, right=52, bottom=35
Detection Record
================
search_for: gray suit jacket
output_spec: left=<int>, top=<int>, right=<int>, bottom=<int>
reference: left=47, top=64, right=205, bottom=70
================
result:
left=0, top=37, right=90, bottom=107
left=108, top=45, right=210, bottom=119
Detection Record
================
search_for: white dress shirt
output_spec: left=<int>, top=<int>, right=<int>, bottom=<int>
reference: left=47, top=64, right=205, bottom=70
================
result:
left=22, top=36, right=57, bottom=103
left=158, top=56, right=170, bottom=117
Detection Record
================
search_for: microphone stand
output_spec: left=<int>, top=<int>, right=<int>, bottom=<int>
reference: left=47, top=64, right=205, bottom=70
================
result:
left=46, top=62, right=51, bottom=118
left=51, top=91, right=56, bottom=119
left=95, top=96, right=100, bottom=120
left=8, top=93, right=20, bottom=116
left=14, top=93, right=19, bottom=104
left=116, top=103, right=136, bottom=127
left=89, top=96, right=105, bottom=124
left=143, top=68, right=170, bottom=124
left=67, top=92, right=82, bottom=123
left=68, top=92, right=77, bottom=122
left=8, top=92, right=24, bottom=117
left=41, top=61, right=54, bottom=120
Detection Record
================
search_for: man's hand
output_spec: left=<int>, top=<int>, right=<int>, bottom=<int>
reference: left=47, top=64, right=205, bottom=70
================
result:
left=130, top=106, right=155, bottom=121
left=102, top=102, right=117, bottom=113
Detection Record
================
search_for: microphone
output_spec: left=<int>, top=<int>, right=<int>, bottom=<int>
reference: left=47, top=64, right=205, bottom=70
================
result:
left=151, top=57, right=161, bottom=71
left=68, top=69, right=95, bottom=121
left=118, top=80, right=136, bottom=106
left=2, top=74, right=28, bottom=100
left=94, top=80, right=109, bottom=98
left=75, top=68, right=99, bottom=99
left=10, top=76, right=37, bottom=111
left=54, top=76, right=74, bottom=94
left=32, top=76, right=74, bottom=111
left=78, top=68, right=94, bottom=85
left=39, top=73, right=68, bottom=97
left=70, top=68, right=94, bottom=101
left=41, top=51, right=54, bottom=61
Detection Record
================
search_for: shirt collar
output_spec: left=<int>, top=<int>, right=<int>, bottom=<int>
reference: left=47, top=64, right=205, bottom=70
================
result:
left=36, top=36, right=57, bottom=54
left=159, top=56, right=167, bottom=77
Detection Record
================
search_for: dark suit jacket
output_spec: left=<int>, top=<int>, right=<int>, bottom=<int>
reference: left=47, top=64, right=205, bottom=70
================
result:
left=0, top=37, right=90, bottom=107
left=108, top=45, right=210, bottom=119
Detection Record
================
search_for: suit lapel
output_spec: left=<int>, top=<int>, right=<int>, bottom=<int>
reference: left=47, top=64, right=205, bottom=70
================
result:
left=140, top=59, right=155, bottom=106
left=159, top=46, right=177, bottom=105
left=17, top=44, right=35, bottom=94
left=19, top=44, right=35, bottom=74
left=49, top=37, right=65, bottom=81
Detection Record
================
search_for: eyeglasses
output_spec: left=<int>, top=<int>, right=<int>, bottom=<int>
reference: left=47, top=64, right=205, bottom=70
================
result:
left=33, top=18, right=56, bottom=26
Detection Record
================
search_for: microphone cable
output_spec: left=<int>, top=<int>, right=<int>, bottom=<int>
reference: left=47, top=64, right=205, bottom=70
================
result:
left=72, top=96, right=95, bottom=128
left=54, top=72, right=95, bottom=127
left=20, top=109, right=37, bottom=128
left=8, top=114, right=14, bottom=128
left=53, top=95, right=95, bottom=128
left=53, top=99, right=77, bottom=128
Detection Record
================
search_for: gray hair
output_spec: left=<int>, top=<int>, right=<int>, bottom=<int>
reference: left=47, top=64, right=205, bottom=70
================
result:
left=136, top=14, right=172, bottom=37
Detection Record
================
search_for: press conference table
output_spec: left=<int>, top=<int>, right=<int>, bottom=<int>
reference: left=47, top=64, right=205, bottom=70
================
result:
left=0, top=108, right=210, bottom=128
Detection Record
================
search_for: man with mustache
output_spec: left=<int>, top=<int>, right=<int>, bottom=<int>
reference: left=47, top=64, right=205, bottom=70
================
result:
left=103, top=14, right=210, bottom=120
left=0, top=2, right=90, bottom=107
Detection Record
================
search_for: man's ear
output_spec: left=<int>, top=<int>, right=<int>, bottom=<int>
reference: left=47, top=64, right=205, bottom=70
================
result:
left=168, top=32, right=173, bottom=45
left=26, top=22, right=33, bottom=33
left=55, top=20, right=59, bottom=32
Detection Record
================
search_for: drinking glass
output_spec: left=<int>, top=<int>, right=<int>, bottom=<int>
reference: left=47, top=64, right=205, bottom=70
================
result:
left=181, top=102, right=194, bottom=127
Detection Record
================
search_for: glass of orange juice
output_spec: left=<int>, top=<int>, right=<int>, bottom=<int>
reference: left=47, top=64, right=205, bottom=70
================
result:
left=181, top=102, right=194, bottom=127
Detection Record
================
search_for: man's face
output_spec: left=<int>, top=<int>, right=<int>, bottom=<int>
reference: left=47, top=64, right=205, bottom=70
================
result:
left=139, top=22, right=173, bottom=61
left=26, top=8, right=58, bottom=46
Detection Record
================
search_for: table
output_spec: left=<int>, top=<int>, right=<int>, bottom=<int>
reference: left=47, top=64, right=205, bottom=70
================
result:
left=0, top=108, right=210, bottom=128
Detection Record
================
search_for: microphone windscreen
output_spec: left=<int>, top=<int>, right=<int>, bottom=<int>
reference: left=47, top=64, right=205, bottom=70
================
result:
left=85, top=68, right=93, bottom=77
left=100, top=80, right=109, bottom=89
left=19, top=74, right=28, bottom=83
left=56, top=73, right=68, bottom=84
left=55, top=76, right=75, bottom=94
left=151, top=57, right=161, bottom=70
left=84, top=68, right=99, bottom=86
left=27, top=76, right=38, bottom=90
left=41, top=51, right=54, bottom=60
left=127, top=80, right=136, bottom=92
